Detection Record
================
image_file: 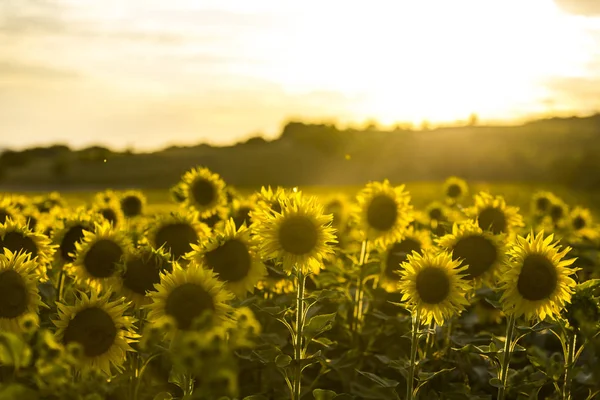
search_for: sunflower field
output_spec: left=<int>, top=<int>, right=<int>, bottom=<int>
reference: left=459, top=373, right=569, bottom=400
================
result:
left=1, top=168, right=600, bottom=400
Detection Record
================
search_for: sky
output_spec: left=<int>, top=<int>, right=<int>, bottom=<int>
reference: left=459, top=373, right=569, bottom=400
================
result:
left=1, top=0, right=600, bottom=151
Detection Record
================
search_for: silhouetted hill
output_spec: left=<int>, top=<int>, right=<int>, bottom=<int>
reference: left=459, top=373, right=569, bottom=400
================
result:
left=1, top=114, right=599, bottom=191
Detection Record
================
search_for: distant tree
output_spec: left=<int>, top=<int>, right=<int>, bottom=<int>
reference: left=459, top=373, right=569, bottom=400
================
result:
left=242, top=136, right=267, bottom=146
left=420, top=120, right=431, bottom=131
left=52, top=156, right=70, bottom=182
left=468, top=113, right=479, bottom=126
left=0, top=150, right=30, bottom=168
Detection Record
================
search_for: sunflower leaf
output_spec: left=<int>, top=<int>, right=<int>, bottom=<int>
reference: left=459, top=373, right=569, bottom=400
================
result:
left=356, top=370, right=399, bottom=388
left=304, top=312, right=336, bottom=340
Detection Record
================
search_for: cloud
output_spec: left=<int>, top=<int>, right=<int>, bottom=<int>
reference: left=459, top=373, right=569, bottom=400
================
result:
left=0, top=0, right=67, bottom=35
left=554, top=0, right=600, bottom=16
left=0, top=60, right=79, bottom=80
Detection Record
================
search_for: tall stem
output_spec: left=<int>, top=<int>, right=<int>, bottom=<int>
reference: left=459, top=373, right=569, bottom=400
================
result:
left=353, top=240, right=368, bottom=333
left=406, top=308, right=421, bottom=400
left=497, top=314, right=516, bottom=400
left=292, top=269, right=306, bottom=400
left=425, top=321, right=436, bottom=358
left=56, top=269, right=66, bottom=302
left=562, top=331, right=577, bottom=400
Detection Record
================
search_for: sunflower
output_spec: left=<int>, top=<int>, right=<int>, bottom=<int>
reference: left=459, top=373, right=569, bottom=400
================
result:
left=169, top=182, right=187, bottom=204
left=94, top=189, right=120, bottom=206
left=379, top=228, right=432, bottom=292
left=180, top=167, right=228, bottom=219
left=119, top=190, right=146, bottom=218
left=398, top=250, right=472, bottom=325
left=443, top=176, right=469, bottom=203
left=54, top=291, right=138, bottom=375
left=146, top=211, right=210, bottom=261
left=324, top=195, right=351, bottom=231
left=0, top=250, right=43, bottom=332
left=0, top=197, right=23, bottom=225
left=92, top=200, right=125, bottom=228
left=353, top=180, right=414, bottom=246
left=119, top=245, right=172, bottom=307
left=498, top=231, right=577, bottom=321
left=570, top=207, right=593, bottom=232
left=0, top=218, right=55, bottom=281
left=424, top=201, right=449, bottom=223
left=530, top=191, right=556, bottom=216
left=548, top=199, right=569, bottom=226
left=250, top=186, right=288, bottom=217
left=146, top=261, right=233, bottom=331
left=35, top=192, right=66, bottom=214
left=467, top=192, right=524, bottom=236
left=188, top=219, right=266, bottom=298
left=52, top=211, right=97, bottom=267
left=230, top=197, right=256, bottom=230
left=20, top=206, right=42, bottom=232
left=437, top=221, right=506, bottom=285
left=253, top=192, right=337, bottom=275
left=67, top=222, right=131, bottom=292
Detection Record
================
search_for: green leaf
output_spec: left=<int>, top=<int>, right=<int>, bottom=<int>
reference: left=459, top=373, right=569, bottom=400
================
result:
left=0, top=384, right=39, bottom=400
left=304, top=312, right=336, bottom=339
left=313, top=389, right=338, bottom=400
left=168, top=366, right=187, bottom=390
left=418, top=368, right=455, bottom=383
left=357, top=371, right=399, bottom=388
left=489, top=378, right=503, bottom=388
left=577, top=279, right=600, bottom=294
left=275, top=354, right=292, bottom=368
left=242, top=396, right=270, bottom=400
left=153, top=393, right=174, bottom=400
left=0, top=332, right=31, bottom=369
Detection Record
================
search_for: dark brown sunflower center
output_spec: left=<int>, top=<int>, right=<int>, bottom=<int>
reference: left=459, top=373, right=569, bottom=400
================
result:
left=205, top=239, right=252, bottom=283
left=384, top=239, right=421, bottom=280
left=121, top=196, right=143, bottom=217
left=60, top=225, right=87, bottom=262
left=278, top=215, right=319, bottom=255
left=416, top=267, right=450, bottom=304
left=428, top=208, right=443, bottom=221
left=123, top=254, right=171, bottom=295
left=271, top=201, right=282, bottom=215
left=477, top=207, right=507, bottom=235
left=0, top=270, right=28, bottom=319
left=62, top=307, right=117, bottom=357
left=446, top=184, right=462, bottom=198
left=550, top=205, right=564, bottom=221
left=536, top=197, right=550, bottom=212
left=165, top=283, right=216, bottom=330
left=191, top=178, right=216, bottom=206
left=0, top=210, right=10, bottom=225
left=83, top=239, right=123, bottom=278
left=0, top=232, right=38, bottom=259
left=100, top=208, right=118, bottom=226
left=154, top=223, right=199, bottom=260
left=452, top=235, right=498, bottom=279
left=572, top=216, right=586, bottom=230
left=233, top=207, right=252, bottom=229
left=367, top=195, right=398, bottom=231
left=517, top=254, right=558, bottom=301
left=201, top=213, right=222, bottom=228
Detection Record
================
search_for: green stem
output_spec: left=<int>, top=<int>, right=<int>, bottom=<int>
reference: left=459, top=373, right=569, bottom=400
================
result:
left=425, top=321, right=436, bottom=359
left=406, top=308, right=421, bottom=400
left=497, top=314, right=516, bottom=400
left=563, top=331, right=577, bottom=400
left=56, top=269, right=66, bottom=302
left=133, top=353, right=161, bottom=400
left=292, top=269, right=307, bottom=400
left=353, top=240, right=368, bottom=333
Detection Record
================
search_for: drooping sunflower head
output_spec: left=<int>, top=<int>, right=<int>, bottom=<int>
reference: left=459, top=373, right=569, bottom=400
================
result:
left=68, top=222, right=132, bottom=292
left=324, top=195, right=351, bottom=231
left=353, top=180, right=414, bottom=246
left=253, top=192, right=337, bottom=275
left=437, top=221, right=506, bottom=285
left=531, top=191, right=556, bottom=216
left=169, top=182, right=187, bottom=204
left=499, top=231, right=578, bottom=321
left=146, top=261, right=234, bottom=331
left=0, top=250, right=43, bottom=333
left=188, top=219, right=266, bottom=298
left=92, top=200, right=125, bottom=228
left=119, top=190, right=146, bottom=218
left=467, top=192, right=524, bottom=236
left=398, top=250, right=472, bottom=325
left=251, top=186, right=288, bottom=217
left=51, top=210, right=97, bottom=267
left=230, top=197, right=256, bottom=229
left=119, top=244, right=172, bottom=307
left=443, top=176, right=469, bottom=202
left=0, top=218, right=56, bottom=281
left=379, top=228, right=432, bottom=292
left=54, top=291, right=138, bottom=375
left=180, top=167, right=227, bottom=218
left=569, top=207, right=593, bottom=232
left=0, top=197, right=23, bottom=225
left=146, top=211, right=210, bottom=261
